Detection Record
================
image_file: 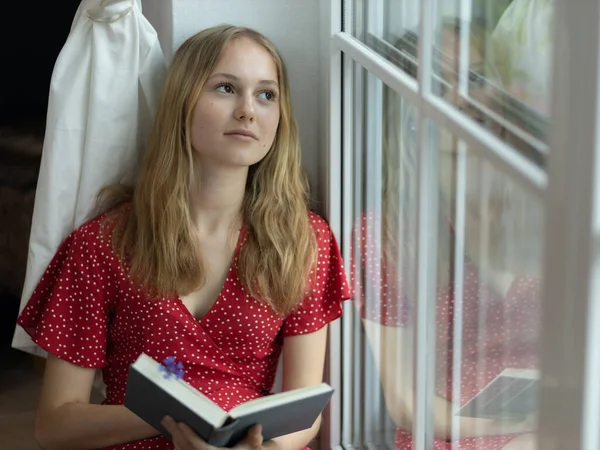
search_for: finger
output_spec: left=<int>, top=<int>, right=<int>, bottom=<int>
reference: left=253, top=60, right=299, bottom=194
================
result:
left=162, top=416, right=180, bottom=437
left=178, top=422, right=217, bottom=450
left=162, top=417, right=193, bottom=450
left=246, top=424, right=263, bottom=448
left=172, top=434, right=193, bottom=450
left=172, top=437, right=192, bottom=450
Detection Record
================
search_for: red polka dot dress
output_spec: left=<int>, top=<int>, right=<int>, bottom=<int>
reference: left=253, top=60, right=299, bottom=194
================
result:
left=17, top=210, right=352, bottom=450
left=352, top=213, right=541, bottom=450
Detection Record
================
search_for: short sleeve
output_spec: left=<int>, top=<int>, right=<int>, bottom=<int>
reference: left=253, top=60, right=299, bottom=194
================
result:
left=283, top=213, right=352, bottom=337
left=16, top=219, right=113, bottom=368
left=485, top=274, right=542, bottom=346
left=350, top=213, right=411, bottom=327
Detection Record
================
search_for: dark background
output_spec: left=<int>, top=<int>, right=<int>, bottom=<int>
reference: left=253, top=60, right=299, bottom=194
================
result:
left=1, top=2, right=81, bottom=124
left=0, top=1, right=80, bottom=352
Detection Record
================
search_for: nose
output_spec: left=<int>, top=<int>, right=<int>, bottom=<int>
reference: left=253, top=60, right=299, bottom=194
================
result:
left=234, top=93, right=255, bottom=122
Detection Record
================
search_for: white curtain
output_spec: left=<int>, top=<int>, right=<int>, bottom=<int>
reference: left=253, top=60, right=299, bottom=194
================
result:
left=12, top=0, right=166, bottom=356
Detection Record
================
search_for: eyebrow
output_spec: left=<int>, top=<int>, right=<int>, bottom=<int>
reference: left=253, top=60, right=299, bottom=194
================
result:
left=209, top=72, right=279, bottom=87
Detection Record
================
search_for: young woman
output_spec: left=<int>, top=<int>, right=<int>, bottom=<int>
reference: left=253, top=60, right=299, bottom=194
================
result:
left=353, top=19, right=542, bottom=450
left=17, top=25, right=351, bottom=450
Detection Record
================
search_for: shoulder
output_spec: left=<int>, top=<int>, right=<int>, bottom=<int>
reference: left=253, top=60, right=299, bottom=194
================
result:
left=62, top=206, right=126, bottom=258
left=306, top=211, right=346, bottom=267
left=63, top=215, right=105, bottom=251
left=357, top=210, right=381, bottom=231
left=307, top=210, right=333, bottom=240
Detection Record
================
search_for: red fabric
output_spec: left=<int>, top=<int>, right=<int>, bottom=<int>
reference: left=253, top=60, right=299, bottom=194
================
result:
left=395, top=429, right=521, bottom=449
left=18, top=210, right=352, bottom=450
left=351, top=213, right=541, bottom=449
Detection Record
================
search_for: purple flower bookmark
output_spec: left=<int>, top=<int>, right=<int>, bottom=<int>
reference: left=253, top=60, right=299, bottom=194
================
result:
left=159, top=356, right=185, bottom=380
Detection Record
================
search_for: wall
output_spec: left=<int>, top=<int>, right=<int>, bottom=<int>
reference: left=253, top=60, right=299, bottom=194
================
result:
left=141, top=0, right=174, bottom=60
left=141, top=0, right=324, bottom=207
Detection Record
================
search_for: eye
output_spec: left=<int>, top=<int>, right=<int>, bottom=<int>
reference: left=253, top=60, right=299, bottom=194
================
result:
left=215, top=82, right=234, bottom=94
left=258, top=90, right=278, bottom=101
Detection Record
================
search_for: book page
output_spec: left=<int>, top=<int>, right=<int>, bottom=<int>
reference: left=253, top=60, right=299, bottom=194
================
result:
left=458, top=368, right=540, bottom=420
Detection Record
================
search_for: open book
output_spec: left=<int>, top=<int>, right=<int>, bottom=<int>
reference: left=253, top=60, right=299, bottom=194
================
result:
left=124, top=353, right=334, bottom=447
left=457, top=368, right=539, bottom=420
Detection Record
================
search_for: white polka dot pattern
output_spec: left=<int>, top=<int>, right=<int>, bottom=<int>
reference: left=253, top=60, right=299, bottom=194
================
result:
left=350, top=213, right=542, bottom=449
left=17, top=210, right=352, bottom=450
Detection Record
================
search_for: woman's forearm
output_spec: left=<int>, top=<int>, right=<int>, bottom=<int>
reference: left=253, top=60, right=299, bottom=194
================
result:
left=264, top=415, right=321, bottom=450
left=35, top=403, right=159, bottom=450
left=386, top=390, right=535, bottom=440
left=366, top=321, right=536, bottom=441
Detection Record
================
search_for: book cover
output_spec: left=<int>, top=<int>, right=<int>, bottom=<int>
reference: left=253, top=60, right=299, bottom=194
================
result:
left=457, top=368, right=539, bottom=420
left=124, top=353, right=334, bottom=447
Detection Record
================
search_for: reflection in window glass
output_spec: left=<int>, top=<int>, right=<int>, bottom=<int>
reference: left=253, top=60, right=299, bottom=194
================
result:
left=344, top=67, right=417, bottom=448
left=351, top=0, right=552, bottom=165
left=349, top=70, right=545, bottom=449
left=430, top=0, right=553, bottom=163
left=351, top=0, right=421, bottom=78
left=434, top=121, right=544, bottom=448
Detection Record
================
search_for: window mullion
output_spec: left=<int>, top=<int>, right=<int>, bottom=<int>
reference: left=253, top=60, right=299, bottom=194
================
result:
left=413, top=0, right=436, bottom=449
left=539, top=0, right=600, bottom=448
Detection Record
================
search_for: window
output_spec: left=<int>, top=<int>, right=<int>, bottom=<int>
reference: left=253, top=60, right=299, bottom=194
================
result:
left=352, top=0, right=550, bottom=167
left=323, top=0, right=600, bottom=449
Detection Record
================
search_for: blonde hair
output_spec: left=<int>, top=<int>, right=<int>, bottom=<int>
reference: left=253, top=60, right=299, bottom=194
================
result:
left=97, top=25, right=317, bottom=315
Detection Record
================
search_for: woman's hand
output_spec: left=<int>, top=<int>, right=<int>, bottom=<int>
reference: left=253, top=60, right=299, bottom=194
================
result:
left=501, top=433, right=537, bottom=450
left=162, top=416, right=263, bottom=450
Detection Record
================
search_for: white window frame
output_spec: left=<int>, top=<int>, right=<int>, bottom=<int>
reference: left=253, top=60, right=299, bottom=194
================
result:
left=320, top=0, right=600, bottom=449
left=318, top=1, right=344, bottom=450
left=537, top=1, right=600, bottom=448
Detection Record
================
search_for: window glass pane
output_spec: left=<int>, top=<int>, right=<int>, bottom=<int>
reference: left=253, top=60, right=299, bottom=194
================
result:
left=350, top=0, right=552, bottom=166
left=351, top=0, right=421, bottom=78
left=346, top=64, right=417, bottom=449
left=433, top=119, right=544, bottom=448
left=430, top=0, right=553, bottom=164
left=349, top=66, right=545, bottom=449
left=350, top=1, right=515, bottom=82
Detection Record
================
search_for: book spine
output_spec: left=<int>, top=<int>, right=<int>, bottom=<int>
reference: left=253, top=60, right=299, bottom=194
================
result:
left=207, top=428, right=235, bottom=448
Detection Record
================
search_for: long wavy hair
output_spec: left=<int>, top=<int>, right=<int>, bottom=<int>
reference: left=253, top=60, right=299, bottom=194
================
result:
left=97, top=25, right=317, bottom=316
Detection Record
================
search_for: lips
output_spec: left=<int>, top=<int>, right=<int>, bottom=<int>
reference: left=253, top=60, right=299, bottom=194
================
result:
left=224, top=129, right=258, bottom=140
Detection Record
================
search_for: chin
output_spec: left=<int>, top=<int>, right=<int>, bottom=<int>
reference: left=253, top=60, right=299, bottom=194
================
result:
left=195, top=141, right=271, bottom=168
left=221, top=145, right=270, bottom=167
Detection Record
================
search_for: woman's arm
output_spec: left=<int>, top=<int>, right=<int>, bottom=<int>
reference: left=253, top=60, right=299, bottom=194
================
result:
left=362, top=319, right=536, bottom=440
left=265, top=325, right=329, bottom=450
left=34, top=354, right=159, bottom=450
left=501, top=433, right=538, bottom=450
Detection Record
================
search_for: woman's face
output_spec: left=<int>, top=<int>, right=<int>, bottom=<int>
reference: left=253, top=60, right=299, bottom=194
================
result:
left=394, top=29, right=497, bottom=261
left=190, top=37, right=281, bottom=168
left=394, top=29, right=488, bottom=202
left=434, top=30, right=523, bottom=272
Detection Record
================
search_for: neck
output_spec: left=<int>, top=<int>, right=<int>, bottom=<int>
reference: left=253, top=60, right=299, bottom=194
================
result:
left=189, top=163, right=248, bottom=235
